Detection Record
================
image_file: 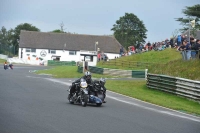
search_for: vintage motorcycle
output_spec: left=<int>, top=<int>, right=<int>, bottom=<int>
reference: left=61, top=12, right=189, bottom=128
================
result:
left=4, top=63, right=13, bottom=70
left=68, top=78, right=102, bottom=107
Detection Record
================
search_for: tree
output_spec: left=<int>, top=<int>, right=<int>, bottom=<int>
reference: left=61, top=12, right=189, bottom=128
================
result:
left=12, top=23, right=40, bottom=54
left=0, top=26, right=8, bottom=45
left=52, top=29, right=65, bottom=33
left=111, top=13, right=147, bottom=48
left=171, top=29, right=179, bottom=39
left=0, top=26, right=15, bottom=55
left=175, top=4, right=200, bottom=34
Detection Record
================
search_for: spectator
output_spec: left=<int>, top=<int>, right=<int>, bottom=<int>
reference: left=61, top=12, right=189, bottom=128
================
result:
left=177, top=35, right=182, bottom=47
left=97, top=53, right=101, bottom=61
left=170, top=37, right=174, bottom=48
left=191, top=37, right=196, bottom=59
left=183, top=39, right=191, bottom=60
left=139, top=44, right=143, bottom=52
left=194, top=39, right=200, bottom=59
left=120, top=46, right=124, bottom=56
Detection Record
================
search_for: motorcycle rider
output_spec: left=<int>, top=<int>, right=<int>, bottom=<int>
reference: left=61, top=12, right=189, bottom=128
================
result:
left=93, top=78, right=107, bottom=103
left=69, top=71, right=93, bottom=97
left=4, top=61, right=8, bottom=70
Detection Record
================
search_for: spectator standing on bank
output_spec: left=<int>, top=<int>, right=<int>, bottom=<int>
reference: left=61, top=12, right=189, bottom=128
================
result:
left=170, top=37, right=174, bottom=48
left=183, top=39, right=191, bottom=60
left=120, top=46, right=124, bottom=56
left=97, top=53, right=101, bottom=61
left=177, top=35, right=182, bottom=47
left=194, top=39, right=200, bottom=59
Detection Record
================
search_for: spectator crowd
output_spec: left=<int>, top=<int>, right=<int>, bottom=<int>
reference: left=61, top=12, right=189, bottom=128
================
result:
left=119, top=34, right=200, bottom=60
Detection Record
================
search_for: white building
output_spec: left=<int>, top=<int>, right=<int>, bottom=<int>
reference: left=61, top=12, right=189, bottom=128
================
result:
left=18, top=31, right=122, bottom=66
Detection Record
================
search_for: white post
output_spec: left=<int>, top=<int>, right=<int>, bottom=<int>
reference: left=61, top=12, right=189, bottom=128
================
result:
left=145, top=69, right=148, bottom=80
left=83, top=61, right=85, bottom=74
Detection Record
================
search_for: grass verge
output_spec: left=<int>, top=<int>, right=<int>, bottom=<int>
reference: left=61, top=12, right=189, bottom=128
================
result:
left=0, top=59, right=6, bottom=64
left=35, top=66, right=114, bottom=78
left=106, top=80, right=200, bottom=115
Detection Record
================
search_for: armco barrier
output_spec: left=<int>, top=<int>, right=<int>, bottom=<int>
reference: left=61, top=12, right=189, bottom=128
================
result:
left=89, top=66, right=104, bottom=74
left=147, top=73, right=200, bottom=101
left=103, top=68, right=132, bottom=77
left=77, top=66, right=145, bottom=78
left=132, top=71, right=145, bottom=78
left=77, top=66, right=83, bottom=73
left=48, top=60, right=76, bottom=66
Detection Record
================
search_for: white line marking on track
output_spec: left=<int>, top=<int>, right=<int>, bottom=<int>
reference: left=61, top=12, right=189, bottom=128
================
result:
left=108, top=96, right=200, bottom=123
left=26, top=75, right=200, bottom=123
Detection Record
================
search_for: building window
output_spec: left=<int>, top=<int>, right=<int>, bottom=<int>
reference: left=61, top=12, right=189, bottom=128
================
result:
left=69, top=51, right=76, bottom=55
left=85, top=56, right=93, bottom=61
left=48, top=50, right=56, bottom=54
left=26, top=48, right=36, bottom=53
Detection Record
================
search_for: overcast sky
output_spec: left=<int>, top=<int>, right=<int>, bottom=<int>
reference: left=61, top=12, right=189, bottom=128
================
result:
left=0, top=0, right=199, bottom=42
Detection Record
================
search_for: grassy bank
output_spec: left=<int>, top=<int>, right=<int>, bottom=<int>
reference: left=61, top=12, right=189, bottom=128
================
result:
left=97, top=48, right=182, bottom=70
left=97, top=48, right=200, bottom=81
left=148, top=59, right=200, bottom=81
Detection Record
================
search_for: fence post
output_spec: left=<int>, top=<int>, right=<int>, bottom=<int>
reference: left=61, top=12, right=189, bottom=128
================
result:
left=145, top=69, right=148, bottom=80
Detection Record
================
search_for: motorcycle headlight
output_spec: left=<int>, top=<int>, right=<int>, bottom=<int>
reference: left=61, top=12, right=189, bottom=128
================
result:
left=80, top=82, right=88, bottom=88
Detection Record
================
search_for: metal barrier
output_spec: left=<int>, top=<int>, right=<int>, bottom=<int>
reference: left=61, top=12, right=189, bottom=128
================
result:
left=101, top=60, right=155, bottom=69
left=180, top=50, right=200, bottom=60
left=48, top=60, right=76, bottom=66
left=77, top=66, right=145, bottom=78
left=147, top=73, right=200, bottom=101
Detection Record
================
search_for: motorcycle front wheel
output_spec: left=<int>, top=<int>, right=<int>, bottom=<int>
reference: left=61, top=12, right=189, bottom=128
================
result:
left=81, top=94, right=89, bottom=107
left=68, top=94, right=74, bottom=104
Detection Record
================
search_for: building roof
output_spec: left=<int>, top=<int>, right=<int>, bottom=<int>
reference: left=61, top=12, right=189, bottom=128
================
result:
left=19, top=30, right=122, bottom=53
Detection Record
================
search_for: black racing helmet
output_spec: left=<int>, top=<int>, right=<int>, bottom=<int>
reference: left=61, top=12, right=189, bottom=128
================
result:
left=99, top=78, right=106, bottom=86
left=84, top=71, right=91, bottom=81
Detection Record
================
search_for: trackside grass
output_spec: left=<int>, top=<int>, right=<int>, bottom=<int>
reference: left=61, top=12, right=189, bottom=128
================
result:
left=0, top=59, right=6, bottom=64
left=35, top=66, right=114, bottom=78
left=106, top=80, right=200, bottom=115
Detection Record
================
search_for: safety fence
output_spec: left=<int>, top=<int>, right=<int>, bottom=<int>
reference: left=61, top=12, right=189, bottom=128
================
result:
left=146, top=73, right=200, bottom=101
left=77, top=66, right=145, bottom=78
left=100, top=60, right=159, bottom=69
left=48, top=60, right=76, bottom=66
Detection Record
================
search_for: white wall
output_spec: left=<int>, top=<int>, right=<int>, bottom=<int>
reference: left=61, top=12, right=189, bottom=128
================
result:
left=0, top=54, right=8, bottom=60
left=18, top=48, right=118, bottom=66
